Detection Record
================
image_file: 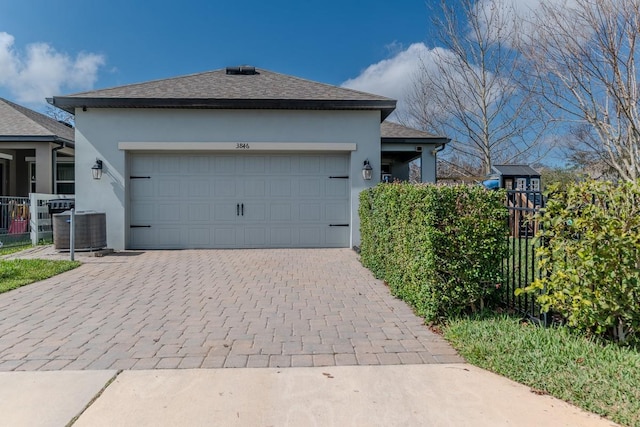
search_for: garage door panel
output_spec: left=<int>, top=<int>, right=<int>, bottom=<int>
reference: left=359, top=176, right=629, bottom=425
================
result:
left=129, top=152, right=350, bottom=249
left=325, top=156, right=349, bottom=174
left=299, top=203, right=321, bottom=222
left=326, top=180, right=349, bottom=197
left=212, top=227, right=238, bottom=246
left=130, top=180, right=153, bottom=199
left=243, top=227, right=267, bottom=246
left=299, top=179, right=321, bottom=197
left=243, top=202, right=266, bottom=221
left=214, top=156, right=237, bottom=173
left=244, top=179, right=266, bottom=197
left=130, top=202, right=155, bottom=223
left=299, top=228, right=321, bottom=246
left=270, top=179, right=292, bottom=197
left=188, top=204, right=210, bottom=222
left=299, top=156, right=321, bottom=174
left=157, top=157, right=181, bottom=173
left=156, top=227, right=183, bottom=248
left=188, top=156, right=210, bottom=173
left=131, top=156, right=154, bottom=174
left=130, top=227, right=155, bottom=248
left=213, top=203, right=237, bottom=221
left=214, top=179, right=237, bottom=197
left=326, top=203, right=349, bottom=222
left=157, top=203, right=181, bottom=222
left=188, top=228, right=211, bottom=246
left=158, top=179, right=181, bottom=197
left=270, top=156, right=292, bottom=173
left=270, top=227, right=293, bottom=246
left=244, top=156, right=266, bottom=173
left=326, top=226, right=349, bottom=246
left=270, top=203, right=292, bottom=222
left=188, top=181, right=210, bottom=198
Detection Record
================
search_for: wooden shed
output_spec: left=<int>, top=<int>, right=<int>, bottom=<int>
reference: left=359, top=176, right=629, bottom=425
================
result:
left=491, top=165, right=541, bottom=191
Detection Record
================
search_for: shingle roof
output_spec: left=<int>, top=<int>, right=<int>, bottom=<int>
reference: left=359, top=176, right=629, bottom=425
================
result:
left=51, top=68, right=397, bottom=119
left=0, top=98, right=74, bottom=144
left=381, top=121, right=448, bottom=141
left=492, top=164, right=540, bottom=177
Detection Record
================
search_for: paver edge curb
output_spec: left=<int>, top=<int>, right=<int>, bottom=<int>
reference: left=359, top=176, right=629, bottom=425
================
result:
left=66, top=370, right=122, bottom=427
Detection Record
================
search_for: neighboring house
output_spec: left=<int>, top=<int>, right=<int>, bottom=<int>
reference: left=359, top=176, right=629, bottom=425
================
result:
left=50, top=66, right=448, bottom=250
left=380, top=121, right=449, bottom=183
left=491, top=164, right=541, bottom=191
left=0, top=98, right=75, bottom=197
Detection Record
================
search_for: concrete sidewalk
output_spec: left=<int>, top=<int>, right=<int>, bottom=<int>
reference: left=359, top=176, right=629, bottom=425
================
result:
left=0, top=365, right=617, bottom=427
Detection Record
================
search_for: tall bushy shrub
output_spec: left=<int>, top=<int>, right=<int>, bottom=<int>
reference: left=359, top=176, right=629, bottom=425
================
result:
left=518, top=180, right=640, bottom=343
left=359, top=183, right=508, bottom=322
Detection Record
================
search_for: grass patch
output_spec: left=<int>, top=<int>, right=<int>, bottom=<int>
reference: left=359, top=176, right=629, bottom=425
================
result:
left=444, top=315, right=640, bottom=427
left=0, top=259, right=81, bottom=293
left=0, top=243, right=33, bottom=256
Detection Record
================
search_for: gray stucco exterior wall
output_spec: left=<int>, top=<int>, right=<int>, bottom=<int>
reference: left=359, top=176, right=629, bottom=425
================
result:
left=74, top=108, right=381, bottom=250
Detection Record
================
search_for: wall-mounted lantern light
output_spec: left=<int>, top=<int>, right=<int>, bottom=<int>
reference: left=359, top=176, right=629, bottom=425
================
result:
left=91, top=159, right=103, bottom=180
left=362, top=160, right=373, bottom=181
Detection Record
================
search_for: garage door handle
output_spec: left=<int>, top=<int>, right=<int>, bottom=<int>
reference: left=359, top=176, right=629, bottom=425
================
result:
left=236, top=204, right=240, bottom=216
left=329, top=224, right=349, bottom=227
left=329, top=176, right=349, bottom=179
left=130, top=225, right=151, bottom=228
left=241, top=203, right=244, bottom=216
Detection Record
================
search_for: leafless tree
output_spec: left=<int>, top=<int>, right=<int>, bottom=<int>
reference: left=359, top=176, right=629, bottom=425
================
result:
left=404, top=0, right=549, bottom=175
left=521, top=0, right=640, bottom=182
left=45, top=105, right=74, bottom=127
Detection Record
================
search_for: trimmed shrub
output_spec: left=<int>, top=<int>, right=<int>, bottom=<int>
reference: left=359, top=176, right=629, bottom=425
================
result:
left=359, top=183, right=508, bottom=322
left=518, top=180, right=640, bottom=343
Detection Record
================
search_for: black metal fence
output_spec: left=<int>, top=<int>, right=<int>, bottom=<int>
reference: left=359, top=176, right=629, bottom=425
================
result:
left=502, top=190, right=547, bottom=324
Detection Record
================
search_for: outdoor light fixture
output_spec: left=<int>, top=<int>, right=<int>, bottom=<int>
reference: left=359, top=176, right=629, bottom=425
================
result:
left=91, top=159, right=103, bottom=180
left=362, top=159, right=373, bottom=181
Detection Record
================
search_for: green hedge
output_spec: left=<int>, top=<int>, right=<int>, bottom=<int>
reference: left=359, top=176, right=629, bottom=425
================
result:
left=518, top=180, right=640, bottom=343
left=359, top=183, right=509, bottom=322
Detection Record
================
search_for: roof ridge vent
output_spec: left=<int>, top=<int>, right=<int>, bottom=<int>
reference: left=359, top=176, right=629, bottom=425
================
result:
left=226, top=66, right=257, bottom=75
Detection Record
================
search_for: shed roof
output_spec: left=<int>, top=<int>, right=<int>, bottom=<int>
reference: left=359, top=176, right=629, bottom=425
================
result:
left=0, top=98, right=74, bottom=144
left=51, top=68, right=397, bottom=119
left=492, top=164, right=540, bottom=177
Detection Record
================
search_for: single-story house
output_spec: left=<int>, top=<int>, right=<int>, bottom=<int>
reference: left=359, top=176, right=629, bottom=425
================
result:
left=491, top=164, right=541, bottom=191
left=381, top=121, right=448, bottom=183
left=50, top=66, right=448, bottom=250
left=0, top=98, right=75, bottom=197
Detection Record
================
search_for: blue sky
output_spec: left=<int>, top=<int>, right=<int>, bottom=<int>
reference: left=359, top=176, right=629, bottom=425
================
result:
left=0, top=0, right=436, bottom=112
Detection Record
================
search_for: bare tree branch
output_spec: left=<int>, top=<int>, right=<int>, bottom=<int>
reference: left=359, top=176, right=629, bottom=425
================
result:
left=403, top=0, right=550, bottom=175
left=520, top=0, right=640, bottom=182
left=45, top=105, right=75, bottom=127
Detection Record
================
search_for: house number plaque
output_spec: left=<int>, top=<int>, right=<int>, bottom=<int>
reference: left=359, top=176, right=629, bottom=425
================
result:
left=236, top=143, right=251, bottom=149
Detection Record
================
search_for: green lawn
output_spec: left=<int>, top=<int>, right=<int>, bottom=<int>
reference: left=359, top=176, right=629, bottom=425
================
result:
left=0, top=259, right=81, bottom=293
left=444, top=315, right=640, bottom=427
left=0, top=243, right=32, bottom=256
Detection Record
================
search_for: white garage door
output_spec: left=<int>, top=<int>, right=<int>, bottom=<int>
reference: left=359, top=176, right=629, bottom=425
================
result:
left=128, top=152, right=351, bottom=249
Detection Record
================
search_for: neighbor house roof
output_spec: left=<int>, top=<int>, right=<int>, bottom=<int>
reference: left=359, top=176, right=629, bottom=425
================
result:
left=50, top=67, right=397, bottom=120
left=381, top=121, right=450, bottom=144
left=492, top=164, right=540, bottom=176
left=0, top=98, right=74, bottom=145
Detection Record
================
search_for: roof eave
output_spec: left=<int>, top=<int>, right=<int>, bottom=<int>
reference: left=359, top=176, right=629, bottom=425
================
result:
left=51, top=97, right=397, bottom=119
left=381, top=137, right=451, bottom=144
left=0, top=135, right=74, bottom=146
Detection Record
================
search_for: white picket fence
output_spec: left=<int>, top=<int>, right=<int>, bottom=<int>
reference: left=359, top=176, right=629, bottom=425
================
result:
left=29, top=193, right=75, bottom=245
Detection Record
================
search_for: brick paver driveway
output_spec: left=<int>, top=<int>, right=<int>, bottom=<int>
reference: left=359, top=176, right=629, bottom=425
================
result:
left=0, top=249, right=462, bottom=370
